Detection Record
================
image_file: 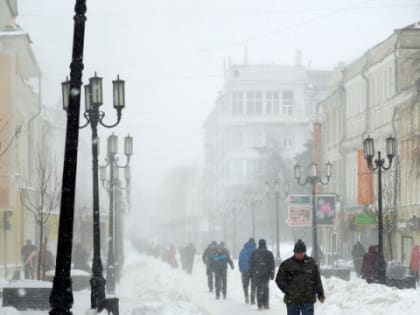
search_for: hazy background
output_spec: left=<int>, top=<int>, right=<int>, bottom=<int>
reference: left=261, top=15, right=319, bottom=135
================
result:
left=16, top=0, right=420, bottom=222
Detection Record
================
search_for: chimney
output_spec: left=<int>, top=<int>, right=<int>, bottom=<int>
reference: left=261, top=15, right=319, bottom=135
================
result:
left=295, top=49, right=302, bottom=67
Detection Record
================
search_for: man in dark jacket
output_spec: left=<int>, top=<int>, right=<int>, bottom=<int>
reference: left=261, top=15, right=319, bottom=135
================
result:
left=238, top=238, right=257, bottom=304
left=275, top=239, right=325, bottom=315
left=249, top=239, right=275, bottom=310
left=21, top=240, right=37, bottom=279
left=202, top=241, right=217, bottom=292
left=351, top=241, right=366, bottom=277
left=212, top=242, right=234, bottom=299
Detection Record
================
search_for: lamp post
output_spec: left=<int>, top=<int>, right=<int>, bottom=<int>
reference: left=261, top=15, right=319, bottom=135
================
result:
left=294, top=161, right=332, bottom=266
left=363, top=135, right=395, bottom=284
left=100, top=134, right=132, bottom=294
left=49, top=1, right=87, bottom=314
left=266, top=181, right=281, bottom=265
left=62, top=72, right=125, bottom=308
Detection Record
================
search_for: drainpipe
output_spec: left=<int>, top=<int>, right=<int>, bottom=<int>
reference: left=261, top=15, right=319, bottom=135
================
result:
left=27, top=75, right=43, bottom=182
left=361, top=51, right=371, bottom=139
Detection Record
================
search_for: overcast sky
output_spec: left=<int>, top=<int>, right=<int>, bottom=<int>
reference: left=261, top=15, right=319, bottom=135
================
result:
left=17, top=0, right=419, bottom=215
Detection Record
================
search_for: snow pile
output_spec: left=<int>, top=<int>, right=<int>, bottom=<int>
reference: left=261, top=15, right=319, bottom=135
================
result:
left=117, top=250, right=203, bottom=315
left=0, top=308, right=20, bottom=315
left=317, top=277, right=420, bottom=315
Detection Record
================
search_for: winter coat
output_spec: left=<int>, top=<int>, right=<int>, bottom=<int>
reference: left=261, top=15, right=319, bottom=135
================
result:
left=249, top=247, right=275, bottom=280
left=361, top=246, right=379, bottom=281
left=351, top=242, right=366, bottom=259
left=238, top=242, right=256, bottom=273
left=202, top=245, right=217, bottom=267
left=212, top=249, right=234, bottom=273
left=409, top=245, right=420, bottom=272
left=275, top=255, right=324, bottom=305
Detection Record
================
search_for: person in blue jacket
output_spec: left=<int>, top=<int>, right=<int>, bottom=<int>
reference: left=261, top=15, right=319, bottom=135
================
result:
left=212, top=241, right=234, bottom=299
left=238, top=238, right=257, bottom=304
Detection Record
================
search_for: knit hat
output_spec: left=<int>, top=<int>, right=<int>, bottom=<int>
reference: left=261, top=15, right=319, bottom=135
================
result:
left=293, top=239, right=306, bottom=253
left=258, top=239, right=266, bottom=248
left=248, top=238, right=256, bottom=245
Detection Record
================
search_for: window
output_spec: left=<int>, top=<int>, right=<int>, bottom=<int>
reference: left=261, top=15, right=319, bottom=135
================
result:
left=232, top=132, right=243, bottom=147
left=232, top=91, right=244, bottom=115
left=266, top=91, right=280, bottom=114
left=247, top=159, right=263, bottom=178
left=248, top=133, right=264, bottom=147
left=283, top=135, right=293, bottom=148
left=282, top=90, right=294, bottom=115
left=230, top=159, right=245, bottom=177
left=255, top=92, right=263, bottom=115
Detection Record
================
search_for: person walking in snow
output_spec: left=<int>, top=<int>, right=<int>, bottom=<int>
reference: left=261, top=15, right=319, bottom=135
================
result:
left=238, top=238, right=257, bottom=304
left=21, top=240, right=37, bottom=279
left=202, top=241, right=217, bottom=292
left=275, top=239, right=325, bottom=315
left=351, top=241, right=366, bottom=277
left=409, top=245, right=420, bottom=282
left=184, top=243, right=196, bottom=274
left=212, top=242, right=234, bottom=300
left=361, top=245, right=379, bottom=283
left=249, top=239, right=275, bottom=310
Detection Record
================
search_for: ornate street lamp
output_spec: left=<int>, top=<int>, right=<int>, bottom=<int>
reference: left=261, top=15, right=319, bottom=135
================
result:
left=62, top=72, right=125, bottom=310
left=294, top=161, right=332, bottom=265
left=363, top=135, right=395, bottom=284
left=100, top=134, right=132, bottom=294
left=50, top=2, right=87, bottom=314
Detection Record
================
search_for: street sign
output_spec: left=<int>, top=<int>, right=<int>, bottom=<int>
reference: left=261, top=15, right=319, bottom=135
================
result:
left=355, top=213, right=378, bottom=225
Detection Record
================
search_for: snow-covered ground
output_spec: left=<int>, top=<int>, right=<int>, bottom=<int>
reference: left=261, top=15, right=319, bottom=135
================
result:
left=1, top=244, right=419, bottom=314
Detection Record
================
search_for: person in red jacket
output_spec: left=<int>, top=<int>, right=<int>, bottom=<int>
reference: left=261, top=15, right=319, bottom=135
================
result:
left=409, top=245, right=420, bottom=282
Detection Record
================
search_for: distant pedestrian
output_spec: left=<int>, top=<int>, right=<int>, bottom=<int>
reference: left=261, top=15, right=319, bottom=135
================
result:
left=249, top=239, right=275, bottom=310
left=361, top=245, right=379, bottom=283
left=351, top=241, right=366, bottom=277
left=212, top=242, right=234, bottom=300
left=21, top=240, right=37, bottom=279
left=184, top=243, right=196, bottom=274
left=275, top=239, right=325, bottom=315
left=238, top=238, right=257, bottom=304
left=409, top=245, right=420, bottom=282
left=202, top=241, right=217, bottom=292
left=73, top=243, right=90, bottom=271
left=162, top=245, right=179, bottom=269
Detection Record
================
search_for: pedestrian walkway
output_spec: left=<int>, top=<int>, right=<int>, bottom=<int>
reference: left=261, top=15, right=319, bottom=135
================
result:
left=186, top=258, right=286, bottom=315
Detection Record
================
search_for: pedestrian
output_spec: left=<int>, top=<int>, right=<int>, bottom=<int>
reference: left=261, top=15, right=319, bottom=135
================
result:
left=275, top=239, right=325, bottom=315
left=212, top=241, right=234, bottom=300
left=351, top=241, right=366, bottom=277
left=184, top=243, right=196, bottom=274
left=202, top=241, right=217, bottom=292
left=249, top=239, right=275, bottom=310
left=21, top=240, right=37, bottom=279
left=361, top=245, right=379, bottom=283
left=409, top=245, right=420, bottom=282
left=73, top=243, right=90, bottom=271
left=238, top=238, right=257, bottom=304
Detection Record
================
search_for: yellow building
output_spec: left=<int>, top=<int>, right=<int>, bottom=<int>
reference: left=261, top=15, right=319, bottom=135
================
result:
left=0, top=0, right=43, bottom=276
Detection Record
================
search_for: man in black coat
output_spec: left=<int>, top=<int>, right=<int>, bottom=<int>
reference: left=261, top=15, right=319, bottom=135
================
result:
left=275, top=239, right=325, bottom=315
left=202, top=241, right=217, bottom=292
left=249, top=239, right=275, bottom=310
left=212, top=242, right=234, bottom=299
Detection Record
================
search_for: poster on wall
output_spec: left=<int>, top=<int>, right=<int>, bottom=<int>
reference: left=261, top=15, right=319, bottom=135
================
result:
left=287, top=195, right=311, bottom=226
left=315, top=195, right=336, bottom=225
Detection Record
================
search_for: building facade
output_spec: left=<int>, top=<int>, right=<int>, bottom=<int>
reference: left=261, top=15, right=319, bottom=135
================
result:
left=0, top=0, right=42, bottom=274
left=204, top=63, right=331, bottom=254
left=319, top=23, right=420, bottom=263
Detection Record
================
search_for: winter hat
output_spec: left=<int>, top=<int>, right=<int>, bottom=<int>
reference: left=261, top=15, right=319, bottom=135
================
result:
left=249, top=238, right=256, bottom=245
left=294, top=239, right=306, bottom=253
left=218, top=241, right=225, bottom=248
left=258, top=239, right=266, bottom=248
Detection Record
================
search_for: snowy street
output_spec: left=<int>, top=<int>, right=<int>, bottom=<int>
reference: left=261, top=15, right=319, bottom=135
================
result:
left=1, top=244, right=420, bottom=314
